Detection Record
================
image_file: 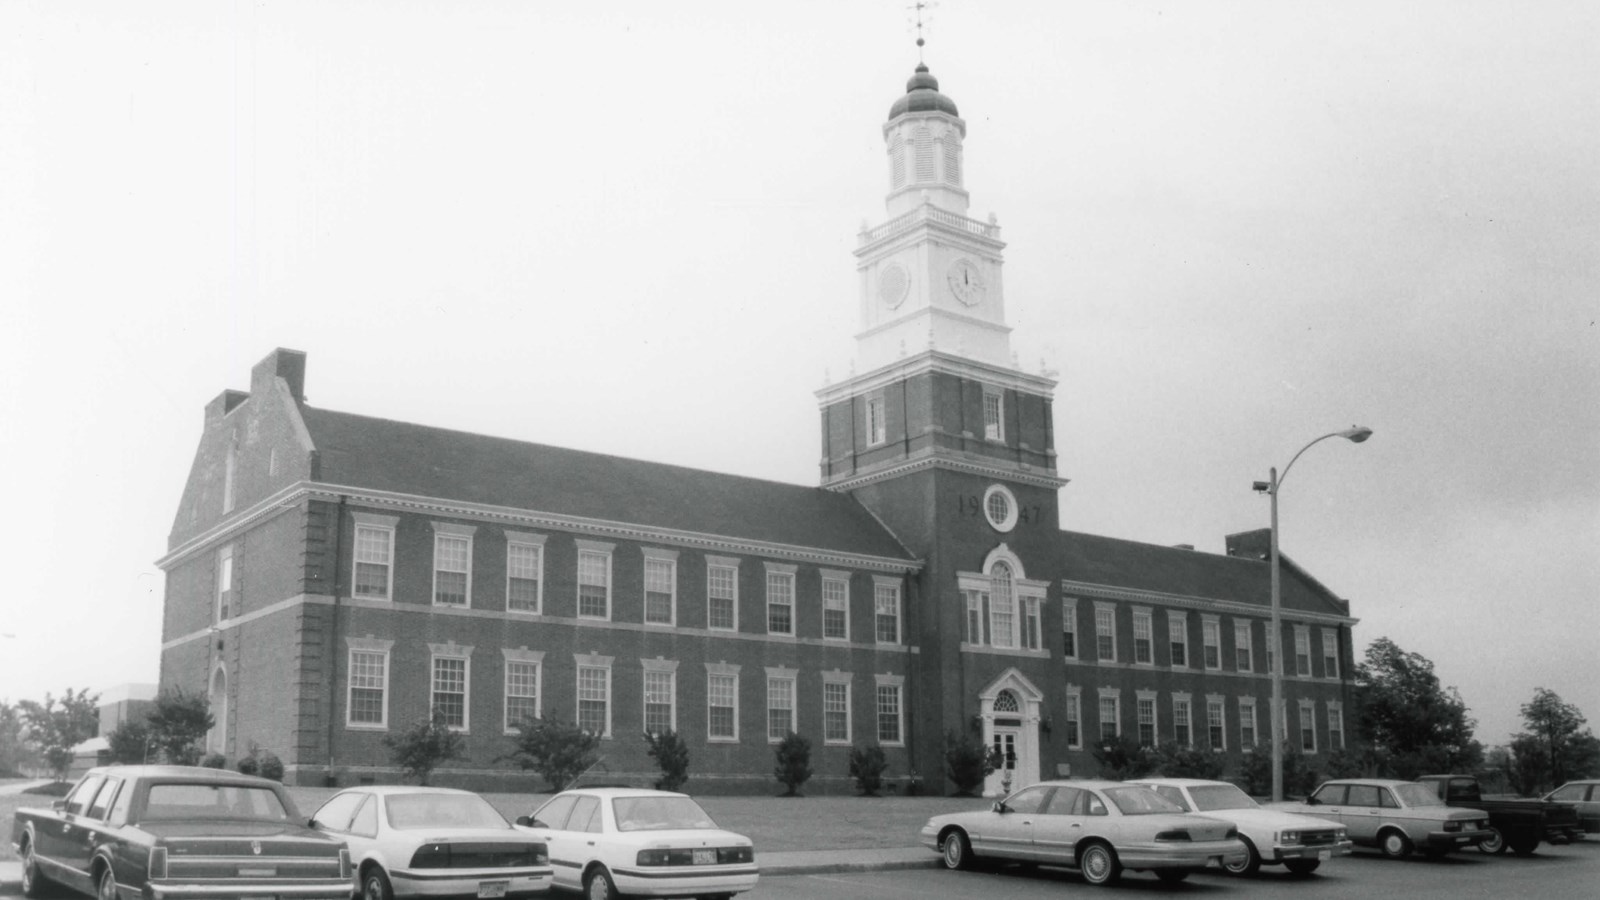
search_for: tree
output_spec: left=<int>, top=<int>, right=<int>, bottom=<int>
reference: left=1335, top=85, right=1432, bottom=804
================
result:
left=773, top=732, right=813, bottom=796
left=1353, top=637, right=1481, bottom=778
left=383, top=712, right=466, bottom=784
left=644, top=730, right=690, bottom=792
left=1241, top=742, right=1316, bottom=797
left=848, top=744, right=888, bottom=796
left=944, top=729, right=1000, bottom=797
left=145, top=688, right=214, bottom=766
left=1092, top=733, right=1156, bottom=780
left=1153, top=741, right=1225, bottom=779
left=0, top=701, right=39, bottom=777
left=106, top=720, right=155, bottom=764
left=19, top=688, right=100, bottom=780
left=1510, top=688, right=1600, bottom=794
left=504, top=717, right=601, bottom=792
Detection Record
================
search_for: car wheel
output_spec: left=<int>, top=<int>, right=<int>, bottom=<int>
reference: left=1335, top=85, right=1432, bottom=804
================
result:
left=584, top=867, right=619, bottom=900
left=97, top=865, right=118, bottom=900
left=1154, top=869, right=1190, bottom=883
left=1379, top=829, right=1413, bottom=859
left=1509, top=836, right=1540, bottom=856
left=1478, top=827, right=1506, bottom=854
left=362, top=868, right=394, bottom=900
left=20, top=838, right=50, bottom=899
left=941, top=829, right=974, bottom=870
left=1222, top=837, right=1261, bottom=877
left=1078, top=842, right=1122, bottom=886
left=1284, top=859, right=1321, bottom=876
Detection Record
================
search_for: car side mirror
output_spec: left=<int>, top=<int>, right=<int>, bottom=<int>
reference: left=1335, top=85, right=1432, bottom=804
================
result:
left=515, top=815, right=532, bottom=827
left=307, top=817, right=319, bottom=828
left=1304, top=797, right=1319, bottom=806
left=991, top=801, right=1008, bottom=814
left=52, top=800, right=66, bottom=812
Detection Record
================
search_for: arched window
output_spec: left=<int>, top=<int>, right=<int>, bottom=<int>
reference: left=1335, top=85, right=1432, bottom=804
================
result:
left=994, top=690, right=1020, bottom=713
left=990, top=561, right=1015, bottom=648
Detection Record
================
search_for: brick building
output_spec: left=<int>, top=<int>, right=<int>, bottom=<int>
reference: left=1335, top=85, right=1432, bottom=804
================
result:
left=157, top=61, right=1356, bottom=793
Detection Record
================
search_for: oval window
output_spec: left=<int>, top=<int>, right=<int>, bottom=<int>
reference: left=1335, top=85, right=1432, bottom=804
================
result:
left=983, top=484, right=1018, bottom=532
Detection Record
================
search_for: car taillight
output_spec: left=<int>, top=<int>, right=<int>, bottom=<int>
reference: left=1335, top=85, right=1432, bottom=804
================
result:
left=1154, top=830, right=1191, bottom=842
left=148, top=847, right=168, bottom=879
left=339, top=849, right=353, bottom=879
left=636, top=850, right=672, bottom=866
left=410, top=844, right=451, bottom=868
left=1224, top=827, right=1239, bottom=840
left=721, top=846, right=754, bottom=864
left=531, top=844, right=549, bottom=866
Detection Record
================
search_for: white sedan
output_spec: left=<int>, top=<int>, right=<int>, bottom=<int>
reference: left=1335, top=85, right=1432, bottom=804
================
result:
left=513, top=787, right=757, bottom=900
left=309, top=786, right=553, bottom=900
left=1129, top=778, right=1352, bottom=876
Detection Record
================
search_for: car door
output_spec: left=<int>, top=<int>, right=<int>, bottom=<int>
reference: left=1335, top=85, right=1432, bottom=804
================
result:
left=977, top=785, right=1051, bottom=860
left=1343, top=785, right=1384, bottom=843
left=1306, top=783, right=1351, bottom=835
left=543, top=794, right=597, bottom=891
left=1028, top=787, right=1081, bottom=864
left=49, top=773, right=106, bottom=891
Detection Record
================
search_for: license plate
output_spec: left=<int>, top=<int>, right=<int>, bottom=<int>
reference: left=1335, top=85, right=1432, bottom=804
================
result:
left=478, top=881, right=508, bottom=898
left=692, top=849, right=717, bottom=865
left=1317, top=851, right=1330, bottom=862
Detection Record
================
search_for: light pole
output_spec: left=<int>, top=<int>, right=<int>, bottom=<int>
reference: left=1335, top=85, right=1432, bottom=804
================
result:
left=1256, top=426, right=1372, bottom=802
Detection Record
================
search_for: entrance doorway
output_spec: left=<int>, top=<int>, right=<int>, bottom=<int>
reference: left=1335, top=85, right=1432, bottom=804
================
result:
left=978, top=671, right=1045, bottom=797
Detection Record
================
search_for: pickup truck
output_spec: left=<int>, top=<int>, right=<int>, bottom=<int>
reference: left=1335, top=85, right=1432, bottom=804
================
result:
left=11, top=765, right=354, bottom=900
left=1415, top=774, right=1585, bottom=855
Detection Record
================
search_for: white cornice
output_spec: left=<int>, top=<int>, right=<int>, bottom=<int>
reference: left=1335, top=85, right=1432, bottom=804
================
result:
left=816, top=349, right=1056, bottom=405
left=1059, top=580, right=1359, bottom=627
left=156, top=482, right=309, bottom=569
left=825, top=453, right=1068, bottom=492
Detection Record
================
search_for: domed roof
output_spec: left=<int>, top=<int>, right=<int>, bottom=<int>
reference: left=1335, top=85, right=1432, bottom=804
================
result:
left=888, top=64, right=959, bottom=119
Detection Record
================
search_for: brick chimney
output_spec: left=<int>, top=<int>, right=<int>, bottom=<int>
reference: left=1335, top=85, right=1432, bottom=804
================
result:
left=1225, top=528, right=1272, bottom=561
left=250, top=348, right=308, bottom=404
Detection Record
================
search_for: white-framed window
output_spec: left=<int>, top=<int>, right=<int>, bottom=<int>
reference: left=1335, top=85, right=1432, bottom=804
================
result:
left=1062, top=599, right=1078, bottom=659
left=1299, top=700, right=1318, bottom=753
left=866, top=395, right=886, bottom=445
left=352, top=513, right=397, bottom=601
left=432, top=523, right=475, bottom=607
left=706, top=557, right=739, bottom=631
left=1328, top=702, right=1345, bottom=749
left=1169, top=612, right=1188, bottom=667
left=576, top=653, right=613, bottom=737
left=1234, top=620, right=1253, bottom=672
left=642, top=549, right=678, bottom=626
left=505, top=532, right=546, bottom=614
left=766, top=669, right=797, bottom=741
left=982, top=484, right=1018, bottom=532
left=1202, top=616, right=1222, bottom=670
left=983, top=388, right=1004, bottom=441
left=1295, top=626, right=1312, bottom=676
left=1020, top=596, right=1041, bottom=651
left=1095, top=603, right=1117, bottom=662
left=765, top=564, right=795, bottom=636
left=576, top=541, right=613, bottom=620
left=1239, top=697, right=1258, bottom=749
left=964, top=589, right=988, bottom=645
left=1065, top=686, right=1082, bottom=748
left=216, top=544, right=235, bottom=622
left=706, top=664, right=739, bottom=741
left=429, top=645, right=472, bottom=731
left=642, top=659, right=678, bottom=735
left=874, top=579, right=901, bottom=644
left=345, top=637, right=392, bottom=729
left=1207, top=695, right=1226, bottom=750
left=502, top=650, right=542, bottom=733
left=1133, top=608, right=1153, bottom=665
left=990, top=563, right=1015, bottom=648
left=1136, top=691, right=1158, bottom=747
left=822, top=572, right=850, bottom=641
left=822, top=673, right=852, bottom=745
left=1173, top=693, right=1193, bottom=747
left=876, top=675, right=905, bottom=745
left=1267, top=625, right=1277, bottom=675
left=1322, top=630, right=1340, bottom=678
left=1098, top=688, right=1121, bottom=740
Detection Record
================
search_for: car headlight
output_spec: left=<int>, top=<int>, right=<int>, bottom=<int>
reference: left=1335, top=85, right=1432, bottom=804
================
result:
left=1444, top=821, right=1462, bottom=832
left=1335, top=828, right=1348, bottom=841
left=1278, top=831, right=1301, bottom=845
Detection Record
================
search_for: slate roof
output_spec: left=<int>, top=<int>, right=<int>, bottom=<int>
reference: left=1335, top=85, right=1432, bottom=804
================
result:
left=1056, top=529, right=1349, bottom=616
left=299, top=407, right=915, bottom=562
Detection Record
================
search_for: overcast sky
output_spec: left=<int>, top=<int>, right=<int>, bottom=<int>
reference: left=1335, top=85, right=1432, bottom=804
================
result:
left=2, top=1, right=1595, bottom=748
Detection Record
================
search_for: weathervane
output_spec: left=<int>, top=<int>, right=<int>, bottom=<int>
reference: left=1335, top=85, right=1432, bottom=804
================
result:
left=910, top=1, right=937, bottom=63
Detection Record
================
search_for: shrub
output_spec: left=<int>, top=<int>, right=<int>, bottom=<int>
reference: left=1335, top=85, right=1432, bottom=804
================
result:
left=504, top=717, right=602, bottom=792
left=773, top=732, right=813, bottom=796
left=258, top=753, right=285, bottom=782
left=384, top=712, right=466, bottom=785
left=1322, top=745, right=1370, bottom=779
left=848, top=744, right=888, bottom=796
left=237, top=754, right=261, bottom=776
left=107, top=721, right=154, bottom=765
left=1240, top=742, right=1316, bottom=798
left=201, top=752, right=227, bottom=769
left=146, top=688, right=214, bottom=766
left=644, top=730, right=690, bottom=792
left=1153, top=741, right=1225, bottom=779
left=1092, top=733, right=1156, bottom=780
left=944, top=730, right=999, bottom=796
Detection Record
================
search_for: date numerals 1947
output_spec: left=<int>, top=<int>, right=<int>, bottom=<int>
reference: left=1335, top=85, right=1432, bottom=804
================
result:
left=957, top=494, right=1041, bottom=524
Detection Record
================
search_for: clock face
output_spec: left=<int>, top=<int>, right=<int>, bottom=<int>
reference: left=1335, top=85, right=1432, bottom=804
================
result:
left=878, top=262, right=910, bottom=310
left=948, top=259, right=987, bottom=306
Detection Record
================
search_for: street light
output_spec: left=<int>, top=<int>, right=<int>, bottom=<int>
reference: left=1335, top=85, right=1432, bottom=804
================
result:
left=1256, top=425, right=1372, bottom=802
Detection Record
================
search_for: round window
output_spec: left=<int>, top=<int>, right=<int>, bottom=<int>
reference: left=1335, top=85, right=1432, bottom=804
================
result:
left=983, top=484, right=1018, bottom=532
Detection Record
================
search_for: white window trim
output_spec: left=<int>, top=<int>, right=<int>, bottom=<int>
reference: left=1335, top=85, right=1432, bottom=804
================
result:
left=1328, top=701, right=1346, bottom=750
left=764, top=562, right=797, bottom=637
left=344, top=637, right=393, bottom=730
left=1172, top=692, right=1193, bottom=747
left=1132, top=606, right=1154, bottom=666
left=1299, top=699, right=1318, bottom=754
left=1094, top=602, right=1118, bottom=663
left=866, top=393, right=887, bottom=446
left=982, top=387, right=1005, bottom=442
left=875, top=673, right=906, bottom=747
left=1202, top=614, right=1222, bottom=671
left=641, top=657, right=679, bottom=735
left=1322, top=629, right=1340, bottom=678
left=351, top=512, right=398, bottom=602
left=641, top=547, right=679, bottom=627
left=1294, top=625, right=1312, bottom=677
left=1239, top=696, right=1258, bottom=750
left=873, top=576, right=902, bottom=645
left=820, top=570, right=851, bottom=642
left=1062, top=598, right=1079, bottom=660
left=216, top=544, right=234, bottom=623
left=575, top=652, right=615, bottom=739
left=1234, top=619, right=1254, bottom=672
left=706, top=556, right=740, bottom=632
left=428, top=642, right=474, bottom=733
left=431, top=522, right=477, bottom=608
left=505, top=531, right=547, bottom=616
left=1135, top=689, right=1159, bottom=747
left=1065, top=685, right=1083, bottom=749
left=576, top=540, right=615, bottom=621
left=705, top=662, right=740, bottom=743
left=1168, top=611, right=1189, bottom=669
left=501, top=648, right=544, bottom=734
left=1097, top=686, right=1122, bottom=739
left=766, top=666, right=799, bottom=743
left=821, top=671, right=853, bottom=746
left=1206, top=694, right=1228, bottom=751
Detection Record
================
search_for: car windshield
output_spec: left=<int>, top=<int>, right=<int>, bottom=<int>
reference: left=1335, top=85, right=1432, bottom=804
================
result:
left=386, top=793, right=509, bottom=830
left=1188, top=784, right=1259, bottom=812
left=612, top=796, right=718, bottom=832
left=1103, top=786, right=1185, bottom=815
left=142, top=783, right=291, bottom=821
left=1393, top=784, right=1446, bottom=808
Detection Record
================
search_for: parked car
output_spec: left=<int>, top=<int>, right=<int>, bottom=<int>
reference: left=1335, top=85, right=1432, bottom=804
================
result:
left=11, top=765, right=353, bottom=900
left=918, top=779, right=1246, bottom=886
left=308, top=786, right=551, bottom=900
left=513, top=787, right=757, bottom=900
left=1129, top=777, right=1351, bottom=876
left=1543, top=780, right=1600, bottom=836
left=1274, top=779, right=1493, bottom=858
left=1415, top=775, right=1583, bottom=855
